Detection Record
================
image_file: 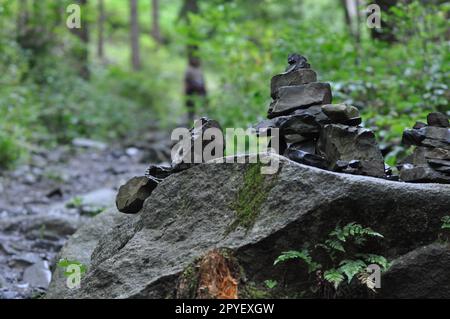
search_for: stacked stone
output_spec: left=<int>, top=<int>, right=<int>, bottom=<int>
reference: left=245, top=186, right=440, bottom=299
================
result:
left=116, top=118, right=224, bottom=214
left=255, top=53, right=385, bottom=177
left=399, top=112, right=450, bottom=183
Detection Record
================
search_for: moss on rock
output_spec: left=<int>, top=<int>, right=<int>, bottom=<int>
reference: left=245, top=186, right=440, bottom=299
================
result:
left=227, top=162, right=277, bottom=234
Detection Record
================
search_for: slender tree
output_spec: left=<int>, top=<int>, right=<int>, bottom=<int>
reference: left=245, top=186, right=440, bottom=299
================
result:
left=370, top=0, right=398, bottom=43
left=70, top=0, right=90, bottom=79
left=130, top=0, right=141, bottom=70
left=17, top=0, right=29, bottom=37
left=97, top=0, right=105, bottom=59
left=151, top=0, right=162, bottom=44
left=179, top=0, right=207, bottom=122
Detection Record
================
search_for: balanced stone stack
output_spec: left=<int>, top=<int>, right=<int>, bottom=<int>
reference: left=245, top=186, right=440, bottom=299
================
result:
left=399, top=112, right=450, bottom=183
left=116, top=117, right=224, bottom=214
left=255, top=53, right=385, bottom=177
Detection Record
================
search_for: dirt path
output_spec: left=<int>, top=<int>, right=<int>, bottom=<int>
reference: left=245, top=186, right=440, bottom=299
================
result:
left=0, top=135, right=171, bottom=298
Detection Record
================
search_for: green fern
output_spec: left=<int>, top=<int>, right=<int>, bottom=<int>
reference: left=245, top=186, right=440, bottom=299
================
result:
left=330, top=222, right=383, bottom=243
left=324, top=269, right=345, bottom=289
left=264, top=279, right=278, bottom=289
left=274, top=249, right=321, bottom=273
left=324, top=239, right=346, bottom=253
left=273, top=222, right=389, bottom=294
left=441, top=216, right=450, bottom=230
left=356, top=253, right=390, bottom=271
left=338, top=259, right=367, bottom=283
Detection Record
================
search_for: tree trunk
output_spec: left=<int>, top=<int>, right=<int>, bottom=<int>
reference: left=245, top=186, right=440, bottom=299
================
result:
left=151, top=0, right=162, bottom=44
left=180, top=0, right=207, bottom=123
left=370, top=0, right=398, bottom=43
left=340, top=0, right=361, bottom=64
left=130, top=0, right=141, bottom=70
left=97, top=0, right=105, bottom=59
left=17, top=0, right=29, bottom=37
left=70, top=0, right=90, bottom=80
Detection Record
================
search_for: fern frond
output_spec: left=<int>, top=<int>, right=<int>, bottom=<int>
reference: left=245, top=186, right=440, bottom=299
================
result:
left=356, top=254, right=390, bottom=271
left=338, top=259, right=366, bottom=283
left=324, top=269, right=344, bottom=290
left=274, top=249, right=321, bottom=273
left=324, top=239, right=346, bottom=253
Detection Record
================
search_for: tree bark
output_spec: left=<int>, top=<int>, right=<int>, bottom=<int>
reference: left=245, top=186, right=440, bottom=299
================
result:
left=17, top=0, right=29, bottom=37
left=370, top=0, right=398, bottom=43
left=97, top=0, right=105, bottom=59
left=151, top=0, right=162, bottom=44
left=180, top=0, right=207, bottom=123
left=70, top=0, right=90, bottom=79
left=130, top=0, right=141, bottom=70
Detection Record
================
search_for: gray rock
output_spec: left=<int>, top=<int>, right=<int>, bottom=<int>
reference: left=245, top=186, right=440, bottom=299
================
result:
left=45, top=207, right=135, bottom=299
left=284, top=134, right=308, bottom=144
left=403, top=126, right=450, bottom=149
left=51, top=154, right=450, bottom=298
left=285, top=148, right=327, bottom=170
left=72, top=138, right=107, bottom=151
left=321, top=104, right=361, bottom=125
left=172, top=117, right=225, bottom=171
left=270, top=69, right=317, bottom=98
left=317, top=124, right=385, bottom=177
left=413, top=146, right=450, bottom=164
left=399, top=164, right=450, bottom=183
left=286, top=139, right=316, bottom=154
left=268, top=83, right=332, bottom=118
left=427, top=112, right=449, bottom=128
left=254, top=105, right=330, bottom=138
left=80, top=188, right=116, bottom=208
left=380, top=243, right=450, bottom=298
left=22, top=259, right=51, bottom=289
left=115, top=176, right=157, bottom=214
left=285, top=53, right=311, bottom=72
left=0, top=214, right=81, bottom=240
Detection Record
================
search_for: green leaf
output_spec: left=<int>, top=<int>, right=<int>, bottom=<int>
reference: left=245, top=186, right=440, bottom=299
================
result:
left=356, top=254, right=390, bottom=271
left=274, top=249, right=321, bottom=273
left=324, top=269, right=345, bottom=290
left=325, top=239, right=346, bottom=253
left=339, top=259, right=367, bottom=283
left=264, top=280, right=278, bottom=289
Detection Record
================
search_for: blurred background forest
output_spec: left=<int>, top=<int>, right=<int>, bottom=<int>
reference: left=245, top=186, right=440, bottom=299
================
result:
left=0, top=0, right=448, bottom=170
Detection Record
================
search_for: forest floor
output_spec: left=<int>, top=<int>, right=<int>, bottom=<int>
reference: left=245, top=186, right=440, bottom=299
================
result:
left=0, top=127, right=172, bottom=298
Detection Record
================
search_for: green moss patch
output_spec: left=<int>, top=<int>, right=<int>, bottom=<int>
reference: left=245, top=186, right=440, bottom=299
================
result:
left=227, top=162, right=277, bottom=234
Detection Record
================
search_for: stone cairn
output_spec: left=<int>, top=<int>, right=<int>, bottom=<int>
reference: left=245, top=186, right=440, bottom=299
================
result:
left=254, top=53, right=386, bottom=178
left=116, top=54, right=449, bottom=214
left=116, top=117, right=224, bottom=214
left=399, top=112, right=449, bottom=183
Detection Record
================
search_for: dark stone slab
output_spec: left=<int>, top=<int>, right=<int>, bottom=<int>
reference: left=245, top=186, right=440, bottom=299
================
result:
left=317, top=124, right=385, bottom=177
left=268, top=83, right=332, bottom=118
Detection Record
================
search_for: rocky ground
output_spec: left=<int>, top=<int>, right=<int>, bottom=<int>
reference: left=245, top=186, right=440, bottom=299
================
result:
left=0, top=131, right=171, bottom=299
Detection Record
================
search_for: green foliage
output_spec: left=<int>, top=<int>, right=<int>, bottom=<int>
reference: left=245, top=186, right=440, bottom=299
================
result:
left=441, top=216, right=450, bottom=230
left=65, top=196, right=84, bottom=209
left=264, top=280, right=278, bottom=289
left=57, top=259, right=87, bottom=277
left=323, top=269, right=345, bottom=290
left=274, top=249, right=321, bottom=273
left=275, top=222, right=389, bottom=294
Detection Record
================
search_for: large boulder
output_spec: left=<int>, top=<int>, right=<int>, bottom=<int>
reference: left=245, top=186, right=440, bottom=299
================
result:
left=46, top=153, right=450, bottom=299
left=380, top=243, right=450, bottom=298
